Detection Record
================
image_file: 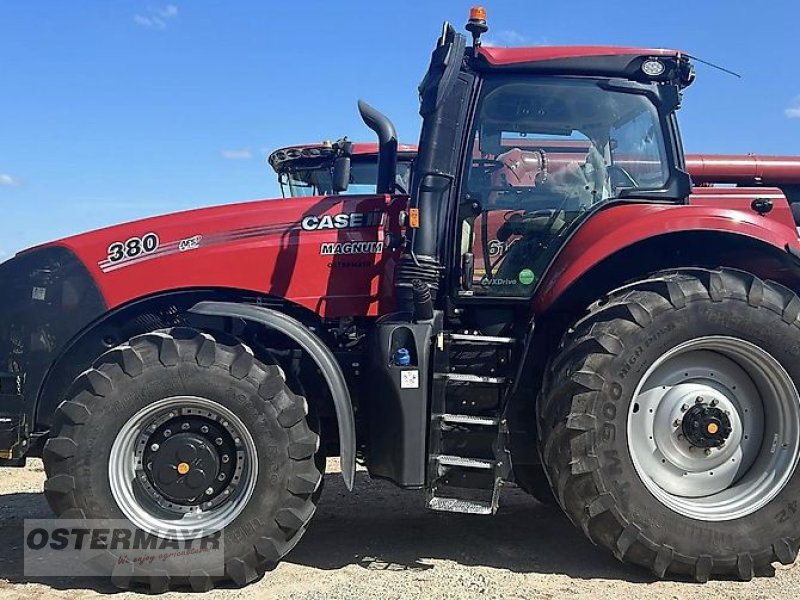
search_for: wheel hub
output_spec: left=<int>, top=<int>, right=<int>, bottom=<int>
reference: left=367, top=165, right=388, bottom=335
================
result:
left=628, top=337, right=800, bottom=521
left=139, top=413, right=243, bottom=510
left=149, top=432, right=220, bottom=503
left=682, top=404, right=732, bottom=448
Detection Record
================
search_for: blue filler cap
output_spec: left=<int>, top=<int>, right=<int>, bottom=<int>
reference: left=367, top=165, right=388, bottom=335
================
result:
left=394, top=347, right=412, bottom=366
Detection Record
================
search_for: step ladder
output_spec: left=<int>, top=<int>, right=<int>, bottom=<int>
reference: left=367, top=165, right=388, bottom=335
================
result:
left=426, top=332, right=516, bottom=515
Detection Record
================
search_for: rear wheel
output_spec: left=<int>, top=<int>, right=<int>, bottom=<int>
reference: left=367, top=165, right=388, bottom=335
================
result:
left=43, top=328, right=323, bottom=592
left=539, top=269, right=800, bottom=581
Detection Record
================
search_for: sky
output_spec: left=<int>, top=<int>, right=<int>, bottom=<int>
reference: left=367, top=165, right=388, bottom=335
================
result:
left=1, top=0, right=799, bottom=259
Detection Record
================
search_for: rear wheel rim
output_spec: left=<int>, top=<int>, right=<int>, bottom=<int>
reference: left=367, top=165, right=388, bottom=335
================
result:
left=109, top=396, right=258, bottom=538
left=627, top=336, right=800, bottom=521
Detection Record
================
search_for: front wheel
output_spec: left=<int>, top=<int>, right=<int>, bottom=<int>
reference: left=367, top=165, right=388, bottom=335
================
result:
left=539, top=269, right=800, bottom=581
left=43, top=328, right=323, bottom=592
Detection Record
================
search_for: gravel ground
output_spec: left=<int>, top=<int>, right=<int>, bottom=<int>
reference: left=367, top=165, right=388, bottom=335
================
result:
left=0, top=458, right=798, bottom=599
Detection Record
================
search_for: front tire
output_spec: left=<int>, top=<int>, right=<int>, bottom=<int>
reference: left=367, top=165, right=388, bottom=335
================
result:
left=539, top=269, right=800, bottom=581
left=43, top=328, right=323, bottom=592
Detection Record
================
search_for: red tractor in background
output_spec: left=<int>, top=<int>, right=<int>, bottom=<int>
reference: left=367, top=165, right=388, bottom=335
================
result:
left=3, top=8, right=800, bottom=591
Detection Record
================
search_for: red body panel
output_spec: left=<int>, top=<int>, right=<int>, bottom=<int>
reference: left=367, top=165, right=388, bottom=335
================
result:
left=478, top=45, right=679, bottom=66
left=50, top=194, right=404, bottom=317
left=532, top=188, right=799, bottom=313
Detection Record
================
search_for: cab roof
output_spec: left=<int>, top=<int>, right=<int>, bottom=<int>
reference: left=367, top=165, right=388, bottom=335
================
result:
left=474, top=45, right=687, bottom=82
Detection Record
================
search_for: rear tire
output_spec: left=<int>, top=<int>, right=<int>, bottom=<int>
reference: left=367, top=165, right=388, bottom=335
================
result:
left=513, top=464, right=556, bottom=505
left=43, top=327, right=323, bottom=592
left=538, top=269, right=800, bottom=581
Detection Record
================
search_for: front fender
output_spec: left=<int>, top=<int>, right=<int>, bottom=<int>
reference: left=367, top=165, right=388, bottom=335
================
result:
left=188, top=301, right=356, bottom=490
left=533, top=201, right=800, bottom=313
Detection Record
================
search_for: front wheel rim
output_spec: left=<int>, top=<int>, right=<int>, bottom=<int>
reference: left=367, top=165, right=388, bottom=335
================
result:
left=628, top=336, right=800, bottom=521
left=109, top=396, right=259, bottom=538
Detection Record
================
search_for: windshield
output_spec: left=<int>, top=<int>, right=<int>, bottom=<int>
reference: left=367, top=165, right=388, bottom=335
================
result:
left=459, top=77, right=670, bottom=297
left=279, top=158, right=413, bottom=197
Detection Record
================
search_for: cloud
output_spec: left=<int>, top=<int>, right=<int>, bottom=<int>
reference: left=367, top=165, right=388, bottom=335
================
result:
left=135, top=4, right=179, bottom=29
left=483, top=30, right=528, bottom=47
left=786, top=97, right=800, bottom=119
left=483, top=31, right=550, bottom=48
left=222, top=148, right=253, bottom=160
left=0, top=173, right=21, bottom=187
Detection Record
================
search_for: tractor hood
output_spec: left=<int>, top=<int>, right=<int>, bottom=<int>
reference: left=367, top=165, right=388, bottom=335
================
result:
left=21, top=193, right=403, bottom=317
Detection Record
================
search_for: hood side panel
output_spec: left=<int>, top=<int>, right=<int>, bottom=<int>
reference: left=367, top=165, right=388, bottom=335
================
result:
left=53, top=195, right=403, bottom=317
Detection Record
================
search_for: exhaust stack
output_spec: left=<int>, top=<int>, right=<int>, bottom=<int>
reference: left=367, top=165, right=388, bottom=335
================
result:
left=358, top=100, right=398, bottom=195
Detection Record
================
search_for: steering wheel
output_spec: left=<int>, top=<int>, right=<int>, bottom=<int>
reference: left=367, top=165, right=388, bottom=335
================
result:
left=496, top=209, right=559, bottom=242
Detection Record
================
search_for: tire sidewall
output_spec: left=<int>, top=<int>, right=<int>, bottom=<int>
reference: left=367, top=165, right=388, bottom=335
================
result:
left=595, top=296, right=800, bottom=552
left=68, top=359, right=295, bottom=572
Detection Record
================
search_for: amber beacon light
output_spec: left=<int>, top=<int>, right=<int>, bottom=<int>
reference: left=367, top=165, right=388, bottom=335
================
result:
left=469, top=6, right=487, bottom=21
left=466, top=6, right=489, bottom=47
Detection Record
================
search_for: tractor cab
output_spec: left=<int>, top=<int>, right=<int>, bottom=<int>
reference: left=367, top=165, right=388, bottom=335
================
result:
left=391, top=13, right=695, bottom=308
left=268, top=140, right=417, bottom=197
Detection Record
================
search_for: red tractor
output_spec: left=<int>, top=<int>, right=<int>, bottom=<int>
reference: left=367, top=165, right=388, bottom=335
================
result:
left=3, top=8, right=800, bottom=590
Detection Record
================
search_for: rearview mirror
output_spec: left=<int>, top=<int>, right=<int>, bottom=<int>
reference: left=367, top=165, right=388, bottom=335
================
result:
left=332, top=156, right=351, bottom=193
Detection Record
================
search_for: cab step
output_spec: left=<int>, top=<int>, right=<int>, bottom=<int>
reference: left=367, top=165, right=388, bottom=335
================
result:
left=440, top=414, right=499, bottom=426
left=435, top=454, right=494, bottom=469
left=435, top=372, right=507, bottom=384
left=428, top=496, right=494, bottom=515
left=448, top=333, right=515, bottom=345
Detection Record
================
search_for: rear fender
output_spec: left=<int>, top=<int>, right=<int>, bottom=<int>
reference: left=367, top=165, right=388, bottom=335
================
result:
left=188, top=301, right=356, bottom=490
left=533, top=202, right=800, bottom=313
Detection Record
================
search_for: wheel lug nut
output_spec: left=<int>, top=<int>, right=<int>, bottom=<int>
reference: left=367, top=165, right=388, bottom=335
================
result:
left=673, top=419, right=681, bottom=427
left=704, top=448, right=712, bottom=456
left=215, top=437, right=223, bottom=445
left=181, top=423, right=190, bottom=430
left=221, top=455, right=230, bottom=464
left=168, top=412, right=176, bottom=418
left=201, top=426, right=209, bottom=434
left=695, top=396, right=703, bottom=404
left=681, top=404, right=689, bottom=412
left=150, top=443, right=160, bottom=452
left=677, top=434, right=685, bottom=441
left=163, top=429, right=172, bottom=437
left=205, top=487, right=214, bottom=495
left=218, top=473, right=226, bottom=481
left=710, top=399, right=718, bottom=407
